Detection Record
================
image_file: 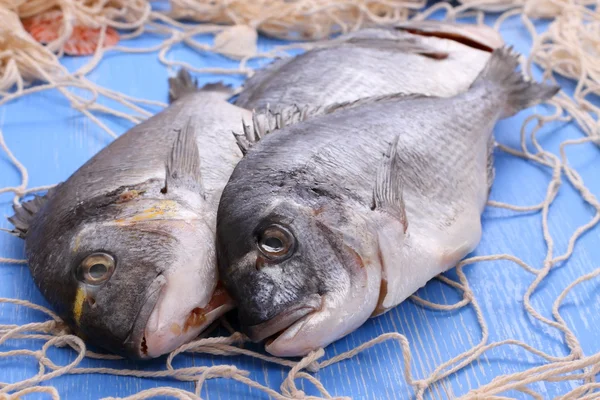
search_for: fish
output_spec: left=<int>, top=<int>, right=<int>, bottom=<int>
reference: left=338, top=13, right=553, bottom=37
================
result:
left=234, top=20, right=504, bottom=110
left=216, top=47, right=560, bottom=357
left=6, top=20, right=504, bottom=359
left=8, top=71, right=250, bottom=359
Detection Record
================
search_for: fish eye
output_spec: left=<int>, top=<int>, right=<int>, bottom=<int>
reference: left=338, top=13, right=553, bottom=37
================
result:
left=78, top=253, right=115, bottom=285
left=257, top=225, right=295, bottom=261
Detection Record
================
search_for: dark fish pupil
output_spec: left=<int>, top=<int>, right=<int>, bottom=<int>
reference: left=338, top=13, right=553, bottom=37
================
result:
left=89, top=263, right=108, bottom=279
left=263, top=237, right=283, bottom=251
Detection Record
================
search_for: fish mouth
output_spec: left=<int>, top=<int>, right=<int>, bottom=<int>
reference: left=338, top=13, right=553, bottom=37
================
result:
left=245, top=294, right=322, bottom=343
left=123, top=273, right=167, bottom=360
left=141, top=282, right=235, bottom=358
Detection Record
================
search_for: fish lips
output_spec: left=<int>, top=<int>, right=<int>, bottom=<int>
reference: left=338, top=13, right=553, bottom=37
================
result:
left=243, top=294, right=322, bottom=342
left=122, top=273, right=167, bottom=359
left=142, top=283, right=236, bottom=358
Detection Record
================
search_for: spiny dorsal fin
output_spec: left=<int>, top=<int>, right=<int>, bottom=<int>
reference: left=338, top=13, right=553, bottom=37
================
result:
left=372, top=136, right=407, bottom=232
left=233, top=104, right=317, bottom=155
left=164, top=118, right=203, bottom=196
left=233, top=92, right=432, bottom=153
left=7, top=185, right=60, bottom=239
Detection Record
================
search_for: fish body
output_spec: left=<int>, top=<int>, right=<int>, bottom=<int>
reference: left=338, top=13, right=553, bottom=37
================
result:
left=217, top=48, right=559, bottom=357
left=235, top=21, right=504, bottom=110
left=9, top=73, right=250, bottom=359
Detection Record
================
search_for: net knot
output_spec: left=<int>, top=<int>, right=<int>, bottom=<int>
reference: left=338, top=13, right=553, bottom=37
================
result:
left=221, top=365, right=243, bottom=379
left=47, top=320, right=72, bottom=338
left=299, top=349, right=324, bottom=373
left=230, top=331, right=247, bottom=343
left=305, top=361, right=320, bottom=373
left=13, top=188, right=25, bottom=199
left=414, top=380, right=429, bottom=391
left=463, top=291, right=474, bottom=302
left=570, top=348, right=583, bottom=359
left=292, top=389, right=306, bottom=399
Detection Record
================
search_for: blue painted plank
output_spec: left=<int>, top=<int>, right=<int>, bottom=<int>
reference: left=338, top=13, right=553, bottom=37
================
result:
left=1, top=7, right=599, bottom=400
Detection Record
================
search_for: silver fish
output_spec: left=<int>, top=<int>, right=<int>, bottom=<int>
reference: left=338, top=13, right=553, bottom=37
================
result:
left=8, top=72, right=250, bottom=359
left=6, top=21, right=503, bottom=359
left=235, top=20, right=504, bottom=110
left=216, top=48, right=559, bottom=357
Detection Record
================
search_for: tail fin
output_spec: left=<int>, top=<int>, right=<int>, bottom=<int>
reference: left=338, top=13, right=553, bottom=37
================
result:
left=168, top=69, right=234, bottom=103
left=470, top=46, right=559, bottom=117
left=168, top=69, right=198, bottom=104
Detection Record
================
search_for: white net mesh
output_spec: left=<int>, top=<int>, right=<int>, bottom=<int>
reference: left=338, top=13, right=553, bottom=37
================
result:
left=1, top=0, right=599, bottom=399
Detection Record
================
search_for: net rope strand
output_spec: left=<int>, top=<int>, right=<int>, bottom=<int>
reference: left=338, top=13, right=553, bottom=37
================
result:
left=1, top=0, right=600, bottom=399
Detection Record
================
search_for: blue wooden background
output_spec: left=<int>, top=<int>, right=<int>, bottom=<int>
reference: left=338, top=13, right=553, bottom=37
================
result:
left=1, top=4, right=599, bottom=400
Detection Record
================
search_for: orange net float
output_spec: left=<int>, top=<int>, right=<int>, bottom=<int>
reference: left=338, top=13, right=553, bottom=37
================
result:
left=22, top=10, right=119, bottom=56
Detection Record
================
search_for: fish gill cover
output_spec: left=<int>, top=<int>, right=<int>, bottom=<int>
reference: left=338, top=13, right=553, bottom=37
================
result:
left=0, top=0, right=599, bottom=399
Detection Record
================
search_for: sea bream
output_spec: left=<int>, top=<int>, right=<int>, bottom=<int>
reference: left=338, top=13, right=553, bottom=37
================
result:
left=235, top=20, right=504, bottom=110
left=7, top=20, right=502, bottom=359
left=216, top=48, right=559, bottom=357
left=8, top=73, right=248, bottom=359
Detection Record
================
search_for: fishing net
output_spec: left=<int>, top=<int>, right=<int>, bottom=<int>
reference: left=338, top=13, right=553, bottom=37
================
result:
left=1, top=0, right=599, bottom=398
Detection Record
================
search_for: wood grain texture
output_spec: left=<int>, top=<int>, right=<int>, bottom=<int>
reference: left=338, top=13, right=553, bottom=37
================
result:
left=1, top=11, right=599, bottom=400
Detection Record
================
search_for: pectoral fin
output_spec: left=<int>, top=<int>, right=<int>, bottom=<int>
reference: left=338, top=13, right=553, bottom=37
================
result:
left=372, top=136, right=408, bottom=231
left=164, top=119, right=203, bottom=196
left=369, top=137, right=409, bottom=316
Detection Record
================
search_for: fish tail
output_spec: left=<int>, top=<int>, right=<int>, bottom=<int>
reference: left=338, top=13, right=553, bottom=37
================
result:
left=470, top=46, right=559, bottom=118
left=168, top=69, right=234, bottom=103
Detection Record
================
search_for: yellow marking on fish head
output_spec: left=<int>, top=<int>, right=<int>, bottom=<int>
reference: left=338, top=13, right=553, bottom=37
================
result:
left=73, top=286, right=86, bottom=327
left=115, top=200, right=179, bottom=225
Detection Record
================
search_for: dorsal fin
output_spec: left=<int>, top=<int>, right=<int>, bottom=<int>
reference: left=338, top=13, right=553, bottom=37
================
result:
left=233, top=104, right=318, bottom=155
left=7, top=185, right=60, bottom=239
left=233, top=92, right=432, bottom=153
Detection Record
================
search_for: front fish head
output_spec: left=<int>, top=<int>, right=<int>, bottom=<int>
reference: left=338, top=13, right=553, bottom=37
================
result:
left=218, top=193, right=382, bottom=357
left=24, top=186, right=232, bottom=359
